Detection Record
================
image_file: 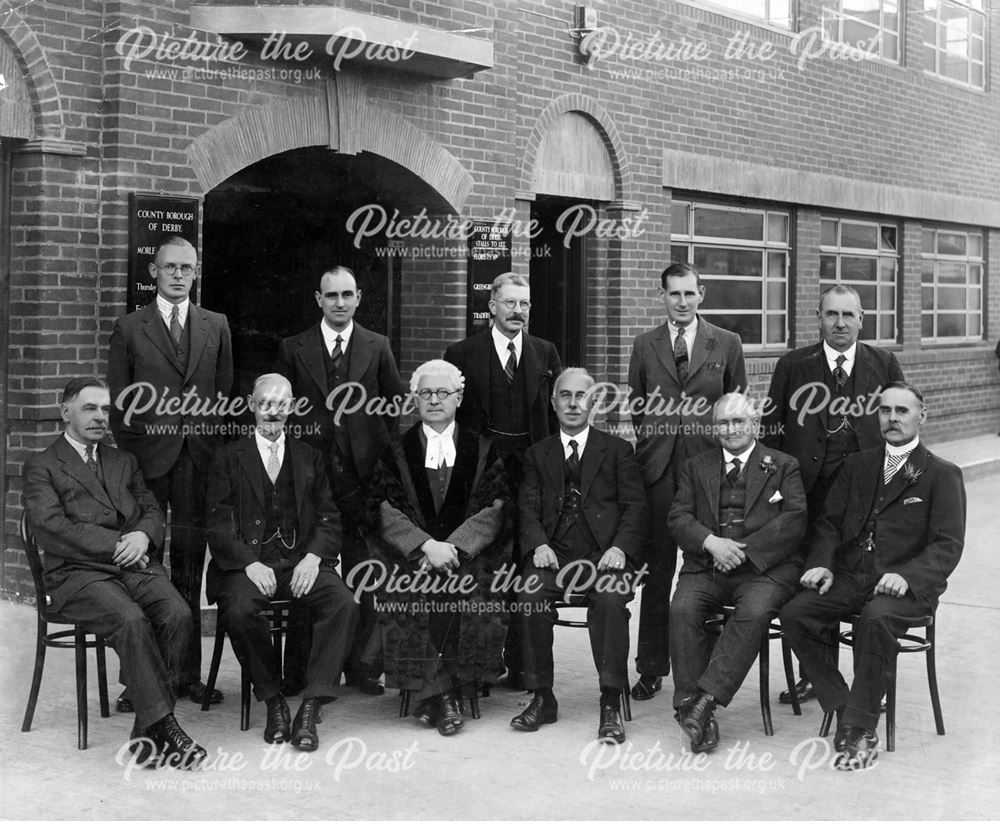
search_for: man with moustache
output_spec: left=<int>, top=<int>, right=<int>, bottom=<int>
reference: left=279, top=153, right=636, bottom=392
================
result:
left=206, top=374, right=358, bottom=750
left=276, top=266, right=404, bottom=695
left=108, top=235, right=233, bottom=707
left=510, top=369, right=647, bottom=743
left=627, top=262, right=746, bottom=702
left=23, top=377, right=207, bottom=768
left=780, top=382, right=965, bottom=769
left=444, top=272, right=562, bottom=689
left=668, top=393, right=806, bottom=753
left=762, top=284, right=903, bottom=705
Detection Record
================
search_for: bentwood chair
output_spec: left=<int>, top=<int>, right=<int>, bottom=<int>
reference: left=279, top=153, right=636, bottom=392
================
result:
left=19, top=512, right=111, bottom=750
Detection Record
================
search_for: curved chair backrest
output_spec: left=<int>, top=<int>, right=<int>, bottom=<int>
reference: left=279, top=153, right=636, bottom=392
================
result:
left=19, top=512, right=50, bottom=611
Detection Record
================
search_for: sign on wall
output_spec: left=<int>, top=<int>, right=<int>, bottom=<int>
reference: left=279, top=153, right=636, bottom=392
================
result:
left=127, top=193, right=200, bottom=313
left=467, top=220, right=512, bottom=335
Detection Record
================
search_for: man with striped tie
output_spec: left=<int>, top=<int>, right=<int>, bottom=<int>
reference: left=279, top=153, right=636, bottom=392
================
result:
left=780, top=382, right=966, bottom=770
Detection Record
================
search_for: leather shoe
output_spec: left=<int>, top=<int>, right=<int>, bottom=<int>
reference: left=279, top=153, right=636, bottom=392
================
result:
left=412, top=697, right=438, bottom=727
left=778, top=677, right=814, bottom=705
left=677, top=691, right=716, bottom=748
left=345, top=674, right=385, bottom=696
left=510, top=692, right=558, bottom=731
left=691, top=718, right=720, bottom=753
left=435, top=693, right=465, bottom=737
left=183, top=681, right=224, bottom=705
left=148, top=714, right=208, bottom=770
left=264, top=694, right=292, bottom=744
left=291, top=698, right=322, bottom=751
left=116, top=694, right=134, bottom=714
left=831, top=707, right=850, bottom=752
left=597, top=704, right=625, bottom=744
left=834, top=727, right=879, bottom=770
left=128, top=719, right=160, bottom=768
left=630, top=675, right=662, bottom=701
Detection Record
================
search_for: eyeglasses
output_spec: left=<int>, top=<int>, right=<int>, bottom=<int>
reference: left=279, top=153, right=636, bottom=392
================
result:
left=156, top=263, right=197, bottom=277
left=498, top=299, right=531, bottom=311
left=415, top=388, right=460, bottom=401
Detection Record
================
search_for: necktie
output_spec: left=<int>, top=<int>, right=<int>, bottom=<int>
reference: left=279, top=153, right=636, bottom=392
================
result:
left=726, top=458, right=741, bottom=487
left=674, top=326, right=689, bottom=384
left=85, top=444, right=98, bottom=475
left=266, top=442, right=280, bottom=484
left=567, top=439, right=580, bottom=472
left=330, top=335, right=344, bottom=370
left=504, top=341, right=517, bottom=382
left=169, top=305, right=182, bottom=348
left=834, top=354, right=847, bottom=390
left=883, top=451, right=907, bottom=485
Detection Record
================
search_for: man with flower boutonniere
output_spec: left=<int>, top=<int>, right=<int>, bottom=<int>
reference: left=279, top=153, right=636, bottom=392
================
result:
left=667, top=393, right=806, bottom=753
left=780, top=382, right=966, bottom=771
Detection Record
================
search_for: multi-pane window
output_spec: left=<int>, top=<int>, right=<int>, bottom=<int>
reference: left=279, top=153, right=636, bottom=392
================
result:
left=819, top=217, right=899, bottom=344
left=923, top=0, right=987, bottom=89
left=670, top=199, right=790, bottom=349
left=822, top=0, right=901, bottom=63
left=921, top=227, right=984, bottom=341
left=687, top=0, right=794, bottom=29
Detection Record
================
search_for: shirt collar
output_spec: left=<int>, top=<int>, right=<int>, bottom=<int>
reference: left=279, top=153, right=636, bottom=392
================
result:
left=320, top=320, right=354, bottom=352
left=422, top=422, right=457, bottom=469
left=492, top=325, right=522, bottom=360
left=669, top=316, right=698, bottom=340
left=560, top=426, right=590, bottom=455
left=156, top=294, right=189, bottom=324
left=63, top=432, right=96, bottom=462
left=823, top=340, right=857, bottom=368
left=254, top=429, right=286, bottom=456
left=722, top=441, right=756, bottom=465
left=885, top=437, right=919, bottom=458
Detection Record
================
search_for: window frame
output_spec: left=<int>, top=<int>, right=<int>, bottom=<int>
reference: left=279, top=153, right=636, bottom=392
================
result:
left=821, top=0, right=903, bottom=65
left=922, top=0, right=987, bottom=91
left=920, top=224, right=985, bottom=344
left=676, top=0, right=796, bottom=32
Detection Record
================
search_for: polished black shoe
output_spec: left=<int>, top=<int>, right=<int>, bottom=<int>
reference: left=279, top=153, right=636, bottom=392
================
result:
left=835, top=727, right=879, bottom=771
left=291, top=698, right=322, bottom=751
left=630, top=675, right=662, bottom=701
left=691, top=717, right=720, bottom=753
left=345, top=674, right=385, bottom=696
left=148, top=714, right=208, bottom=770
left=183, top=681, right=224, bottom=705
left=264, top=694, right=292, bottom=744
left=598, top=704, right=625, bottom=744
left=510, top=693, right=558, bottom=731
left=128, top=719, right=160, bottom=767
left=116, top=694, right=134, bottom=714
left=436, top=694, right=465, bottom=737
left=831, top=707, right=850, bottom=752
left=412, top=697, right=438, bottom=727
left=677, top=691, right=716, bottom=748
left=778, top=677, right=814, bottom=705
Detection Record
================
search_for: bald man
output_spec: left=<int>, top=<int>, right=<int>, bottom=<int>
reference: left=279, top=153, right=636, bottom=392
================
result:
left=206, top=374, right=358, bottom=750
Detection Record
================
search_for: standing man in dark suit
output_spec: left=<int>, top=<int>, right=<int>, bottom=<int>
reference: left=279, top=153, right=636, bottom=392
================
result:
left=762, top=284, right=903, bottom=704
left=276, top=265, right=404, bottom=695
left=23, top=377, right=207, bottom=768
left=669, top=393, right=807, bottom=752
left=510, top=369, right=648, bottom=743
left=444, top=272, right=562, bottom=689
left=108, top=235, right=233, bottom=707
left=206, top=374, right=358, bottom=751
left=627, top=262, right=746, bottom=701
left=781, top=382, right=966, bottom=770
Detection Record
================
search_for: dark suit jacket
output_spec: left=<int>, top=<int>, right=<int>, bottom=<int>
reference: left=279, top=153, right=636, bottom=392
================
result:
left=807, top=443, right=965, bottom=606
left=108, top=301, right=233, bottom=480
left=275, top=322, right=404, bottom=485
left=204, top=435, right=342, bottom=603
left=668, top=443, right=807, bottom=579
left=444, top=328, right=562, bottom=444
left=23, top=436, right=166, bottom=610
left=518, top=428, right=648, bottom=561
left=761, top=342, right=903, bottom=493
left=628, top=317, right=746, bottom=485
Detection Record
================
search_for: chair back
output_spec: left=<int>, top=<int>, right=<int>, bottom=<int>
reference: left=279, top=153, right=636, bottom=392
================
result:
left=19, top=512, right=51, bottom=612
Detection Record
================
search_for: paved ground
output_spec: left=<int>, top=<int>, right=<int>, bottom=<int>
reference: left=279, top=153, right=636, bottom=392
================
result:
left=1, top=435, right=998, bottom=820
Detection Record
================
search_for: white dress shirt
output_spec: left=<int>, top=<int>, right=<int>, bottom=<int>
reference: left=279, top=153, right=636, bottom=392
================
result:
left=156, top=294, right=189, bottom=329
left=492, top=325, right=523, bottom=367
left=668, top=317, right=698, bottom=360
left=63, top=433, right=99, bottom=468
left=321, top=319, right=354, bottom=358
left=823, top=340, right=857, bottom=376
left=560, top=426, right=591, bottom=460
left=721, top=441, right=756, bottom=475
left=254, top=430, right=286, bottom=473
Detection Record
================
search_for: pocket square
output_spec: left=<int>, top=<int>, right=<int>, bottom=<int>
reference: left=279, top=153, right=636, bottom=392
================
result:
left=903, top=496, right=924, bottom=505
left=768, top=490, right=783, bottom=504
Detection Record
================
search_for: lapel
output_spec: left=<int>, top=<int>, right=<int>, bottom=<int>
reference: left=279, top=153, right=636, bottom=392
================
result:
left=650, top=322, right=680, bottom=386
left=54, top=436, right=114, bottom=509
left=579, top=428, right=606, bottom=501
left=403, top=424, right=437, bottom=524
left=686, top=317, right=716, bottom=381
left=742, top=443, right=766, bottom=512
left=520, top=332, right=541, bottom=410
left=541, top=435, right=565, bottom=499
left=696, top=448, right=724, bottom=525
left=851, top=446, right=883, bottom=535
left=236, top=436, right=267, bottom=511
left=300, top=325, right=331, bottom=397
left=287, top=438, right=308, bottom=521
left=802, top=344, right=829, bottom=430
left=139, top=302, right=183, bottom=376
left=97, top=443, right=127, bottom=514
left=853, top=344, right=878, bottom=402
left=184, top=304, right=209, bottom=383
left=347, top=323, right=373, bottom=385
left=470, top=330, right=493, bottom=396
left=879, top=443, right=928, bottom=513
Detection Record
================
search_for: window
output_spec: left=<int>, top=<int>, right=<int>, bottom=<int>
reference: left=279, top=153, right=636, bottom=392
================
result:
left=923, top=0, right=987, bottom=89
left=686, top=0, right=794, bottom=29
left=921, top=227, right=984, bottom=342
left=820, top=217, right=899, bottom=344
left=822, top=0, right=901, bottom=63
left=670, top=199, right=790, bottom=349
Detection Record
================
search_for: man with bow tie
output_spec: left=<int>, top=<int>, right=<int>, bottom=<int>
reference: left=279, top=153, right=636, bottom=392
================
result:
left=780, top=382, right=966, bottom=770
left=206, top=373, right=358, bottom=751
left=668, top=393, right=806, bottom=752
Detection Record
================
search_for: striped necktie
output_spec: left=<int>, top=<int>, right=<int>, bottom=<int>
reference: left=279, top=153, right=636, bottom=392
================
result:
left=504, top=341, right=517, bottom=382
left=674, top=326, right=689, bottom=383
left=883, top=451, right=907, bottom=485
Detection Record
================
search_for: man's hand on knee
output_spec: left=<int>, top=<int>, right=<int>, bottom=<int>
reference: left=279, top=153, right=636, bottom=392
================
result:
left=245, top=561, right=277, bottom=597
left=800, top=567, right=833, bottom=595
left=874, top=572, right=908, bottom=598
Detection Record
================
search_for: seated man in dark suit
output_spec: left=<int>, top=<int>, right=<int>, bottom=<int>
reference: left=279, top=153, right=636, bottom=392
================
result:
left=781, top=382, right=966, bottom=770
left=23, top=377, right=205, bottom=768
left=668, top=393, right=807, bottom=752
left=510, top=368, right=648, bottom=744
left=206, top=374, right=359, bottom=751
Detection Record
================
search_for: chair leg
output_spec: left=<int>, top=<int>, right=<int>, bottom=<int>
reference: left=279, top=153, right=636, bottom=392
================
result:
left=96, top=639, right=110, bottom=718
left=74, top=626, right=89, bottom=751
left=621, top=688, right=632, bottom=722
left=926, top=625, right=945, bottom=736
left=203, top=623, right=227, bottom=712
left=885, top=661, right=896, bottom=753
left=819, top=711, right=834, bottom=738
left=241, top=668, right=252, bottom=732
left=271, top=608, right=285, bottom=682
left=759, top=635, right=773, bottom=736
left=780, top=635, right=801, bottom=716
left=399, top=690, right=411, bottom=718
left=21, top=624, right=47, bottom=733
left=470, top=688, right=481, bottom=720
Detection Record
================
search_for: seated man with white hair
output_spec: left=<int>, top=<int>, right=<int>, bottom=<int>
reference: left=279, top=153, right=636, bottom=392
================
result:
left=365, top=359, right=512, bottom=736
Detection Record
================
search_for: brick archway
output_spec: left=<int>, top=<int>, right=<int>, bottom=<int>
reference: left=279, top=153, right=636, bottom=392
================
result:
left=0, top=10, right=65, bottom=139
